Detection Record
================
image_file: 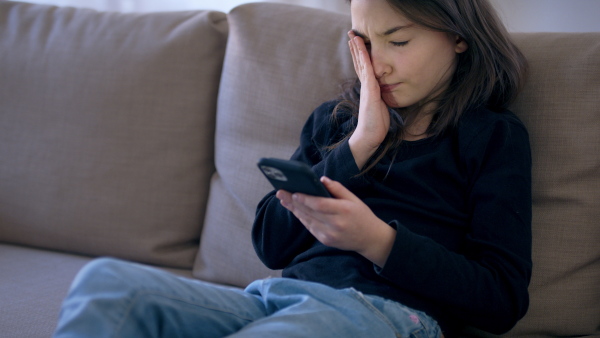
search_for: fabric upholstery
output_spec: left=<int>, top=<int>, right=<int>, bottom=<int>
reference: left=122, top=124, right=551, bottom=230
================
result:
left=192, top=3, right=355, bottom=285
left=0, top=243, right=194, bottom=338
left=0, top=1, right=228, bottom=269
left=505, top=33, right=600, bottom=336
left=0, top=244, right=92, bottom=338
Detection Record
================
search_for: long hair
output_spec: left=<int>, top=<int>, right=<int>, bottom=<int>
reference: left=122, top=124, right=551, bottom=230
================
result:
left=334, top=0, right=528, bottom=174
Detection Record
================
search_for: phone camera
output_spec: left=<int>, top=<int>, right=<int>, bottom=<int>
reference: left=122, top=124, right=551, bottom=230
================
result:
left=260, top=166, right=288, bottom=181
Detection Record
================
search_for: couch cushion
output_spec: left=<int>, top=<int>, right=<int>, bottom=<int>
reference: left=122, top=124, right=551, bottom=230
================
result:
left=0, top=244, right=195, bottom=338
left=0, top=1, right=228, bottom=269
left=192, top=3, right=355, bottom=286
left=0, top=244, right=92, bottom=338
left=466, top=32, right=600, bottom=338
left=505, top=33, right=600, bottom=337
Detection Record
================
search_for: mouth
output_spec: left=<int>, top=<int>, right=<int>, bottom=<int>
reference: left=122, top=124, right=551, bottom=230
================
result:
left=379, top=83, right=401, bottom=93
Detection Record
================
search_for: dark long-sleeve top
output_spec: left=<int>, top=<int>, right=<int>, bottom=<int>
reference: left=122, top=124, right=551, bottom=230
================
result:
left=252, top=100, right=532, bottom=336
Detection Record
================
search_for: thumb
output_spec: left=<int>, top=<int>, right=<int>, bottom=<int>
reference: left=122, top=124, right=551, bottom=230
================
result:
left=320, top=176, right=358, bottom=201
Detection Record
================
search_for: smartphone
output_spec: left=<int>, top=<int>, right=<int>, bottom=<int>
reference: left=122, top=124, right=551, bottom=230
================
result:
left=257, top=158, right=331, bottom=197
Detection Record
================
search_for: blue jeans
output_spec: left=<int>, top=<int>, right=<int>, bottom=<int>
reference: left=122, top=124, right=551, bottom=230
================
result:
left=54, top=258, right=442, bottom=337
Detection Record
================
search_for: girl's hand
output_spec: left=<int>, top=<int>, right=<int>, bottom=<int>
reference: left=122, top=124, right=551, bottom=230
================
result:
left=276, top=176, right=396, bottom=267
left=347, top=31, right=390, bottom=169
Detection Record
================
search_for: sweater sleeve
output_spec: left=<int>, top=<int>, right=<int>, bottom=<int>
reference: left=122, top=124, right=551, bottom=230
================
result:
left=252, top=101, right=369, bottom=269
left=377, top=114, right=532, bottom=334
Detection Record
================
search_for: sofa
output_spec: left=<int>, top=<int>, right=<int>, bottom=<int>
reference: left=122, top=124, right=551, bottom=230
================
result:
left=0, top=1, right=598, bottom=337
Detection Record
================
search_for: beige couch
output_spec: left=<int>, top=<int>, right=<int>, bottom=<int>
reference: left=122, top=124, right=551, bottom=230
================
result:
left=0, top=1, right=598, bottom=337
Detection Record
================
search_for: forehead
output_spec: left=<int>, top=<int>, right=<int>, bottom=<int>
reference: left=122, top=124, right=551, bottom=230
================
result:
left=350, top=0, right=413, bottom=34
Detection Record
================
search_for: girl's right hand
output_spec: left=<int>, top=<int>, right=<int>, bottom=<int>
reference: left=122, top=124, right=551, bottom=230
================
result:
left=347, top=30, right=391, bottom=169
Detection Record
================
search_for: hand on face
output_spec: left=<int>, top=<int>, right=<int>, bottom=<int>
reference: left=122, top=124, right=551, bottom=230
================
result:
left=347, top=31, right=391, bottom=169
left=276, top=176, right=396, bottom=267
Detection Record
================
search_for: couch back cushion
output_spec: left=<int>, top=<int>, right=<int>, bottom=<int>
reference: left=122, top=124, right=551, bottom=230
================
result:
left=505, top=32, right=600, bottom=337
left=0, top=1, right=228, bottom=269
left=193, top=3, right=355, bottom=284
left=196, top=2, right=599, bottom=336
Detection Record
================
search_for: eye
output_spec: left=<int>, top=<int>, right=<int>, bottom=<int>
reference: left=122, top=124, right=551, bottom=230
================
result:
left=391, top=41, right=409, bottom=47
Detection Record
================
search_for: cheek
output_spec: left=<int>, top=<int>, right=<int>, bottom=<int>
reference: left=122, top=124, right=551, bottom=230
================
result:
left=426, top=42, right=459, bottom=78
left=411, top=51, right=457, bottom=92
left=393, top=54, right=423, bottom=85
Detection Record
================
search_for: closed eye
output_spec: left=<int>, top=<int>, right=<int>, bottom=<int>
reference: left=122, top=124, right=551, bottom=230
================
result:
left=391, top=41, right=409, bottom=47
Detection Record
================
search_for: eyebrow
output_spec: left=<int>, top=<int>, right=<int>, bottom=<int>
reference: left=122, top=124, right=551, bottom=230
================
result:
left=351, top=24, right=413, bottom=40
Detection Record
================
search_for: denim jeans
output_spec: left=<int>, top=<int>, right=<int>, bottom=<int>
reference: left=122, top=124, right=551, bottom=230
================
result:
left=53, top=258, right=442, bottom=338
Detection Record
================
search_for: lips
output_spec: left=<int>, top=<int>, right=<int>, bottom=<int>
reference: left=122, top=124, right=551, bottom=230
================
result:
left=379, top=83, right=400, bottom=93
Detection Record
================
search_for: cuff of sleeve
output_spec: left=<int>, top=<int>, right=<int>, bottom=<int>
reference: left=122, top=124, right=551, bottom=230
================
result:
left=313, top=139, right=369, bottom=189
left=374, top=220, right=415, bottom=277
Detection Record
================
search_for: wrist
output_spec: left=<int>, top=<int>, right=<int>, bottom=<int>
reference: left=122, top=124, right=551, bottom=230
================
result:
left=349, top=134, right=378, bottom=169
left=358, top=219, right=396, bottom=268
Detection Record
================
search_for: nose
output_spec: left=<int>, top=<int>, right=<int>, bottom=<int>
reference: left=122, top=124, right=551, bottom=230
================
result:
left=369, top=48, right=391, bottom=79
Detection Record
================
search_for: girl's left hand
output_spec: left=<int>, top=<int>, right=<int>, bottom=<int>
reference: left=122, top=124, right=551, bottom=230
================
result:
left=276, top=176, right=396, bottom=267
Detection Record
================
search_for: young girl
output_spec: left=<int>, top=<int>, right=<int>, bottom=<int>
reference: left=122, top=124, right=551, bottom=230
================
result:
left=54, top=0, right=531, bottom=337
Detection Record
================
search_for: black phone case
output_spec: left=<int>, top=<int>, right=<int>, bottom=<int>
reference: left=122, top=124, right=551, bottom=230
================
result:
left=257, top=158, right=330, bottom=197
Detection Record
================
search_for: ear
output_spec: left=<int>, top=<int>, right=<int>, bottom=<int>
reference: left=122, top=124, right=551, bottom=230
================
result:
left=454, top=35, right=468, bottom=54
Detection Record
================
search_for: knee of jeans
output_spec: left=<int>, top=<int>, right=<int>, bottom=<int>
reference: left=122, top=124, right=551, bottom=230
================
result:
left=68, top=257, right=137, bottom=296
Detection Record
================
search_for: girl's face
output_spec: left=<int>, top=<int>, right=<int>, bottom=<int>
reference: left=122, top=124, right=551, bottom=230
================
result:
left=351, top=0, right=468, bottom=109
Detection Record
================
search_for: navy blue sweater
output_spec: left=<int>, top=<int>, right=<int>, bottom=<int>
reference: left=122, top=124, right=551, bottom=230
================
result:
left=252, top=100, right=532, bottom=336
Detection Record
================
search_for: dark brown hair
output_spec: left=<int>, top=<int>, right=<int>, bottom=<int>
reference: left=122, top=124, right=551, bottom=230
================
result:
left=335, top=0, right=528, bottom=173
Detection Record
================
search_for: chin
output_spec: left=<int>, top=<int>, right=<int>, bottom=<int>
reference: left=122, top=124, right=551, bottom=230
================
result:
left=382, top=92, right=421, bottom=110
left=382, top=93, right=401, bottom=108
left=383, top=96, right=412, bottom=109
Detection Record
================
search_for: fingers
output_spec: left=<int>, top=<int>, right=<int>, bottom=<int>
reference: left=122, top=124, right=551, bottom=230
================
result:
left=292, top=193, right=337, bottom=218
left=276, top=189, right=293, bottom=209
left=348, top=31, right=361, bottom=77
left=276, top=189, right=330, bottom=226
left=277, top=190, right=329, bottom=231
left=348, top=31, right=372, bottom=82
left=320, top=176, right=359, bottom=202
left=276, top=178, right=359, bottom=221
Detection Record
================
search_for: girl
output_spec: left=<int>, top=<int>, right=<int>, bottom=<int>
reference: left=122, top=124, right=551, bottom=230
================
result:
left=54, top=0, right=531, bottom=337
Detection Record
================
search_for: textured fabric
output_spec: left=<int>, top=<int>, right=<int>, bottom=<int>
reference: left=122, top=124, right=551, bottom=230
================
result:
left=504, top=33, right=600, bottom=337
left=0, top=244, right=194, bottom=338
left=193, top=2, right=355, bottom=287
left=0, top=1, right=228, bottom=268
left=0, top=244, right=92, bottom=338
